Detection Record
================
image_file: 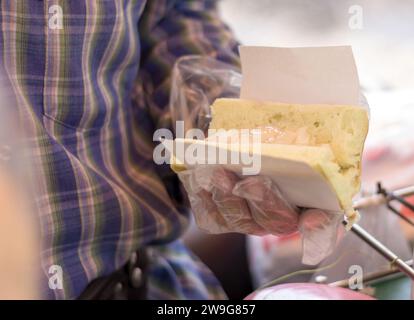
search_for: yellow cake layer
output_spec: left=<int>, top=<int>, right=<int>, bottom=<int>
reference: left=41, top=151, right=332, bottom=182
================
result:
left=209, top=98, right=369, bottom=211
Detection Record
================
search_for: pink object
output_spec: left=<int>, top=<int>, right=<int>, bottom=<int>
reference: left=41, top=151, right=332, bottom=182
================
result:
left=245, top=283, right=375, bottom=300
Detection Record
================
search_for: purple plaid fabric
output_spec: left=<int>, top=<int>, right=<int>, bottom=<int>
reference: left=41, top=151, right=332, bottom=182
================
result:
left=0, top=0, right=239, bottom=299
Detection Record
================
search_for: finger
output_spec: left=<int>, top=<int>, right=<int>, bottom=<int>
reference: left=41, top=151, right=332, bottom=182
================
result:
left=233, top=176, right=299, bottom=235
left=178, top=169, right=231, bottom=234
left=209, top=167, right=266, bottom=235
left=194, top=189, right=232, bottom=233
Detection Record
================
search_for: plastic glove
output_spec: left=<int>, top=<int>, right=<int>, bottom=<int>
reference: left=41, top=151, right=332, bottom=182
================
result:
left=178, top=166, right=341, bottom=264
left=299, top=209, right=342, bottom=265
left=179, top=166, right=262, bottom=235
left=178, top=166, right=300, bottom=236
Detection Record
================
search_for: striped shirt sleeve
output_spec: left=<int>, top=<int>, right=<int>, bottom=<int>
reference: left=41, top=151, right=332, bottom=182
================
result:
left=138, top=0, right=240, bottom=131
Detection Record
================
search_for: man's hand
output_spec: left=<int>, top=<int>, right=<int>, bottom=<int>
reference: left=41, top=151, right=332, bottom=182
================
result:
left=178, top=166, right=342, bottom=265
left=178, top=166, right=300, bottom=236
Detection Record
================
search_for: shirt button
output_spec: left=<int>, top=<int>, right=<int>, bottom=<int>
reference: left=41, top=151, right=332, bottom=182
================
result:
left=113, top=282, right=124, bottom=300
left=130, top=267, right=142, bottom=288
left=129, top=252, right=138, bottom=267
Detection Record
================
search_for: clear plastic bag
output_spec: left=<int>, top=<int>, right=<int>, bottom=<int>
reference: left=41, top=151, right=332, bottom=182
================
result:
left=169, top=55, right=369, bottom=266
left=169, top=55, right=241, bottom=134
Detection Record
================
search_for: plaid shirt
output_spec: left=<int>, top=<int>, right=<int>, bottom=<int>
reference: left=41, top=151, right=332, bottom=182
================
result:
left=0, top=0, right=239, bottom=299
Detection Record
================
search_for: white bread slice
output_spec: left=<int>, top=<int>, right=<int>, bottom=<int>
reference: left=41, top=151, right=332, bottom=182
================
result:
left=209, top=98, right=369, bottom=213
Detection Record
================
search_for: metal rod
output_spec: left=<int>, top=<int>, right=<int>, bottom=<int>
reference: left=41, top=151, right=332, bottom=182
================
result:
left=330, top=260, right=413, bottom=288
left=375, top=182, right=414, bottom=226
left=391, top=193, right=414, bottom=212
left=386, top=203, right=414, bottom=227
left=353, top=185, right=414, bottom=210
left=393, top=185, right=414, bottom=198
left=344, top=221, right=414, bottom=280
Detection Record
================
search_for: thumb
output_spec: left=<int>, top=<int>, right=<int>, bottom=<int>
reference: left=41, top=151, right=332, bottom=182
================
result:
left=299, top=209, right=342, bottom=265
